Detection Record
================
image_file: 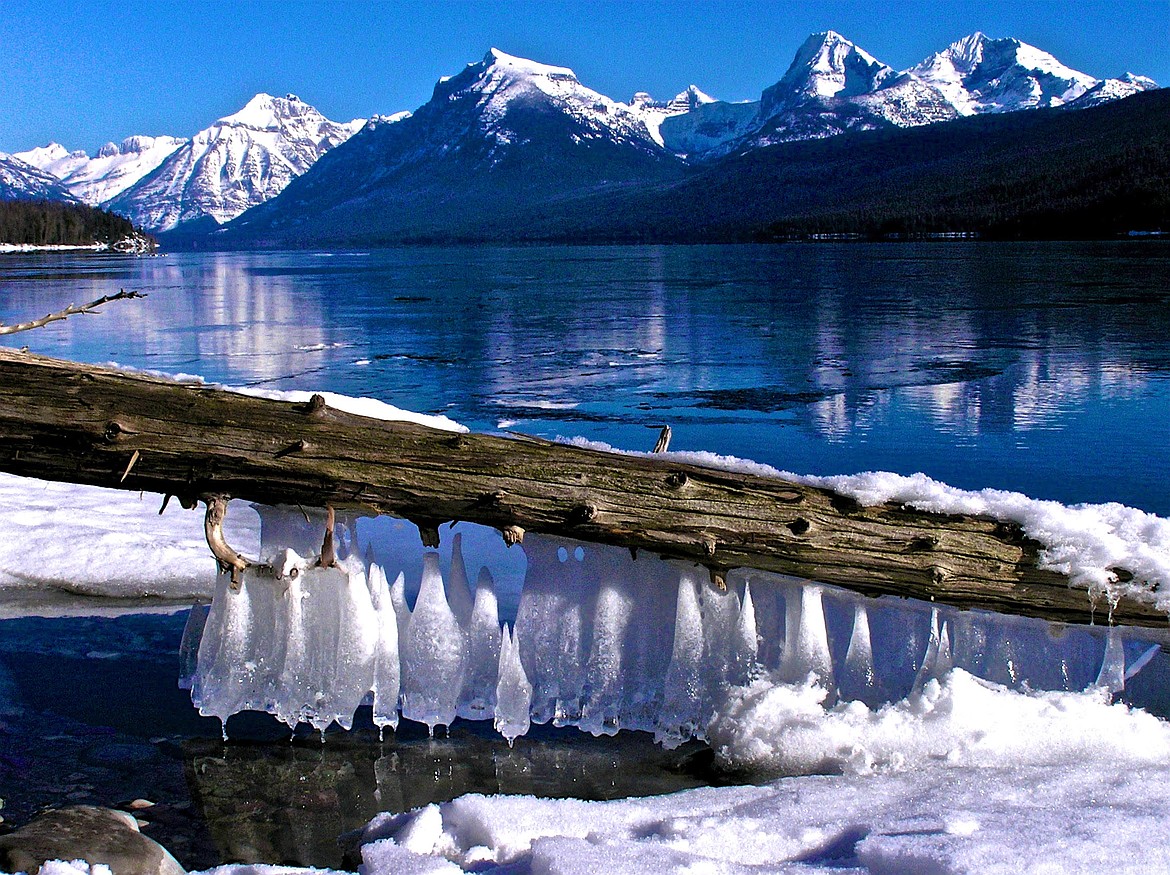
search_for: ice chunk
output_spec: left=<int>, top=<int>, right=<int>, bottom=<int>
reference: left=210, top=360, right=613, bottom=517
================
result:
left=458, top=567, right=501, bottom=720
left=369, top=562, right=401, bottom=731
left=400, top=552, right=466, bottom=734
left=389, top=569, right=412, bottom=638
left=319, top=563, right=378, bottom=731
left=778, top=584, right=834, bottom=689
left=495, top=624, right=532, bottom=745
left=514, top=535, right=591, bottom=724
left=579, top=548, right=635, bottom=736
left=837, top=601, right=880, bottom=706
left=255, top=504, right=330, bottom=564
left=913, top=609, right=945, bottom=692
left=657, top=568, right=706, bottom=747
left=729, top=580, right=759, bottom=687
left=699, top=574, right=738, bottom=697
left=192, top=569, right=256, bottom=731
left=618, top=554, right=677, bottom=732
left=445, top=531, right=475, bottom=628
left=1096, top=629, right=1126, bottom=695
left=178, top=603, right=209, bottom=691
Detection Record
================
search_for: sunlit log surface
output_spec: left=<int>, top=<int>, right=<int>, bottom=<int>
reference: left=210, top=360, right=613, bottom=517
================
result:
left=0, top=346, right=1162, bottom=629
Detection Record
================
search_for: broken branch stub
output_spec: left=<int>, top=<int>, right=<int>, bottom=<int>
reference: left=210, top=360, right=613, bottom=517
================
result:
left=203, top=494, right=249, bottom=588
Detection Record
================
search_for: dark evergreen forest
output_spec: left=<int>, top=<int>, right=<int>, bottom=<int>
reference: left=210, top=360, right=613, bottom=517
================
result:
left=0, top=200, right=142, bottom=246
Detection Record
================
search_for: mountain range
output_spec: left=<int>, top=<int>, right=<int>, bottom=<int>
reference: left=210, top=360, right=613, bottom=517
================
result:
left=6, top=94, right=362, bottom=233
left=2, top=30, right=1162, bottom=242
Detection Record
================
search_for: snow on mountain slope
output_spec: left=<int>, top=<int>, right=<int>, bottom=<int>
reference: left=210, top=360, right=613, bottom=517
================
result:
left=628, top=85, right=716, bottom=147
left=1070, top=73, right=1160, bottom=109
left=658, top=98, right=760, bottom=157
left=910, top=32, right=1098, bottom=115
left=15, top=136, right=188, bottom=205
left=106, top=93, right=363, bottom=232
left=0, top=152, right=79, bottom=202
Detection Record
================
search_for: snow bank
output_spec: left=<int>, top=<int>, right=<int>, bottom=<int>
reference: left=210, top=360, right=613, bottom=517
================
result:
left=0, top=472, right=257, bottom=609
left=708, top=668, right=1170, bottom=776
left=353, top=725, right=1170, bottom=872
left=564, top=438, right=1170, bottom=613
left=105, top=363, right=467, bottom=434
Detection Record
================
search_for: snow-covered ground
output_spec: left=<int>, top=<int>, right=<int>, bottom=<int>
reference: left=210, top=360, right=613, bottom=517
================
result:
left=4, top=379, right=1170, bottom=874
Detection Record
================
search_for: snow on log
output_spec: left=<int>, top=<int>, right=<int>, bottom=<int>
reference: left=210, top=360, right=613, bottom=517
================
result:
left=0, top=346, right=1162, bottom=628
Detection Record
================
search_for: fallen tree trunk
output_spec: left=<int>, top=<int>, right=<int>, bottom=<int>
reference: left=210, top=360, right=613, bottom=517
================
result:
left=0, top=346, right=1162, bottom=628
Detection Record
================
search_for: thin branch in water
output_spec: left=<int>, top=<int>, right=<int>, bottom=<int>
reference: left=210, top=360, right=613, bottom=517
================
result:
left=0, top=289, right=146, bottom=336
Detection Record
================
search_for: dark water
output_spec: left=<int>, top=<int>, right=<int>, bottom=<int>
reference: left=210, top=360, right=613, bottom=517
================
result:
left=2, top=242, right=1169, bottom=865
left=3, top=242, right=1168, bottom=513
left=0, top=612, right=707, bottom=868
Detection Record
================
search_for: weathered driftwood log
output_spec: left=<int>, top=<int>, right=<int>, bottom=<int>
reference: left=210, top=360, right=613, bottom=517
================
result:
left=0, top=346, right=1162, bottom=629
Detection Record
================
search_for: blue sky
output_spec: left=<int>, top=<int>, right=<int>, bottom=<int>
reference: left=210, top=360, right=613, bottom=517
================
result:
left=1, top=0, right=1167, bottom=154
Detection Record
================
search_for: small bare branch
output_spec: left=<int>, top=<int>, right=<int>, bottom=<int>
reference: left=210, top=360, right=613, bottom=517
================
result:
left=0, top=289, right=146, bottom=336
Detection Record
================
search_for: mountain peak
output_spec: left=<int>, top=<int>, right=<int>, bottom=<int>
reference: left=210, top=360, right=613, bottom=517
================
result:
left=668, top=85, right=716, bottom=113
left=109, top=93, right=362, bottom=232
left=214, top=92, right=339, bottom=131
left=762, top=30, right=895, bottom=115
left=480, top=48, right=579, bottom=84
left=911, top=32, right=1097, bottom=115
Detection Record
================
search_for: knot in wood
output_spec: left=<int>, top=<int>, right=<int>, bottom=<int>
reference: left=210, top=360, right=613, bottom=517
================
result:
left=568, top=504, right=597, bottom=525
left=104, top=420, right=133, bottom=442
left=786, top=517, right=811, bottom=536
left=907, top=535, right=940, bottom=553
left=472, top=490, right=506, bottom=509
left=665, top=471, right=689, bottom=490
left=274, top=439, right=307, bottom=459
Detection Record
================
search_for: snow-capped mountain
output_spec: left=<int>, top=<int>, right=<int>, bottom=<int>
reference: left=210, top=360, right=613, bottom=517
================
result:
left=0, top=152, right=79, bottom=202
left=652, top=30, right=1156, bottom=160
left=13, top=136, right=187, bottom=205
left=747, top=32, right=958, bottom=148
left=659, top=32, right=958, bottom=157
left=106, top=93, right=363, bottom=232
left=1070, top=73, right=1160, bottom=110
left=909, top=33, right=1097, bottom=115
left=761, top=30, right=898, bottom=112
left=420, top=48, right=663, bottom=160
left=225, top=49, right=683, bottom=243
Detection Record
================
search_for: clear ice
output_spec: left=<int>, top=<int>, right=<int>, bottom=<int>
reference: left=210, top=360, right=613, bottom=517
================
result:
left=185, top=509, right=1165, bottom=746
left=400, top=552, right=465, bottom=734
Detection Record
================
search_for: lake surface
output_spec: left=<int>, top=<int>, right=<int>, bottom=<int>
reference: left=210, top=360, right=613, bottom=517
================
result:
left=3, top=242, right=1168, bottom=513
left=2, top=242, right=1169, bottom=866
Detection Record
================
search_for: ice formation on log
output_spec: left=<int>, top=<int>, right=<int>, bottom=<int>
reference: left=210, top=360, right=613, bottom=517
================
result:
left=187, top=507, right=1167, bottom=745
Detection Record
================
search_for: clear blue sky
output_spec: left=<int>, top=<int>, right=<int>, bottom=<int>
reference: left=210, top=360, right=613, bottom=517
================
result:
left=1, top=0, right=1167, bottom=154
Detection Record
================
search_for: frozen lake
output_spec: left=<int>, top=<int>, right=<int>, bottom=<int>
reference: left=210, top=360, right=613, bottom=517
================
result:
left=3, top=241, right=1169, bottom=512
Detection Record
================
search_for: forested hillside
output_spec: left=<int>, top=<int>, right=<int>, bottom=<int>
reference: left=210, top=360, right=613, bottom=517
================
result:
left=0, top=200, right=144, bottom=246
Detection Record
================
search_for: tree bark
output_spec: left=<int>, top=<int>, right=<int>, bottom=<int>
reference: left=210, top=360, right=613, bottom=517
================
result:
left=0, top=346, right=1161, bottom=629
